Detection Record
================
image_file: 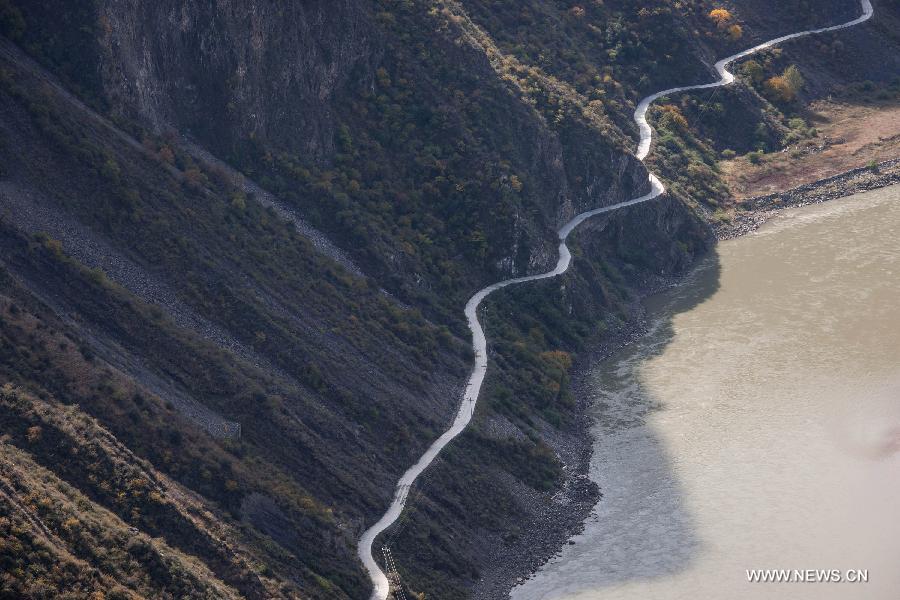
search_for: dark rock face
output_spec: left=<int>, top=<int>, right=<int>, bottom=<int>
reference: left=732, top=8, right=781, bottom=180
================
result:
left=78, top=0, right=656, bottom=294
left=241, top=492, right=300, bottom=549
left=97, top=0, right=379, bottom=159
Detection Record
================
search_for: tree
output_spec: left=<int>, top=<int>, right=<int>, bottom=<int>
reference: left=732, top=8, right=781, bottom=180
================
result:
left=183, top=167, right=205, bottom=190
left=158, top=145, right=175, bottom=164
left=708, top=8, right=733, bottom=27
left=765, top=65, right=804, bottom=102
left=100, top=158, right=121, bottom=183
left=765, top=75, right=790, bottom=101
left=783, top=65, right=804, bottom=95
left=742, top=60, right=765, bottom=83
left=658, top=104, right=688, bottom=131
left=728, top=24, right=743, bottom=40
left=26, top=425, right=42, bottom=443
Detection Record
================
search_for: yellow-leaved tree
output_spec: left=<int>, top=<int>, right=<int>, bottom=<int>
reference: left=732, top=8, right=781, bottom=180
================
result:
left=708, top=8, right=733, bottom=27
left=765, top=65, right=804, bottom=102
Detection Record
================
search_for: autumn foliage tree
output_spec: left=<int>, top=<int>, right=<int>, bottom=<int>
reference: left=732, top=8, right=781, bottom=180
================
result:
left=658, top=104, right=689, bottom=131
left=765, top=65, right=805, bottom=102
left=709, top=8, right=742, bottom=40
left=783, top=65, right=804, bottom=93
left=765, top=76, right=793, bottom=101
left=708, top=8, right=733, bottom=27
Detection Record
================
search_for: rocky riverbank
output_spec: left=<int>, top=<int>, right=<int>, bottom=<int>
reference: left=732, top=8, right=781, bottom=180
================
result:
left=475, top=259, right=698, bottom=600
left=472, top=314, right=645, bottom=600
left=717, top=157, right=900, bottom=239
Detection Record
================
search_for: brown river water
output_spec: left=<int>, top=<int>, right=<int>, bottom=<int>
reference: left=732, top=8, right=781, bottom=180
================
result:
left=512, top=184, right=900, bottom=600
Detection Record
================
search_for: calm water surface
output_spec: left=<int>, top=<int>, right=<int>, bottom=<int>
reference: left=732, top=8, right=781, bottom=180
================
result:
left=512, top=185, right=900, bottom=600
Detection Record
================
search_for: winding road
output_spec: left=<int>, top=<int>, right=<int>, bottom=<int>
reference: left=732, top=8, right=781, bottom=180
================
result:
left=359, top=2, right=874, bottom=598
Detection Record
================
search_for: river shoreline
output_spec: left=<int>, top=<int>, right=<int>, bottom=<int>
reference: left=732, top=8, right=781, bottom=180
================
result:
left=717, top=157, right=900, bottom=239
left=475, top=272, right=689, bottom=600
left=472, top=302, right=652, bottom=600
left=487, top=163, right=899, bottom=598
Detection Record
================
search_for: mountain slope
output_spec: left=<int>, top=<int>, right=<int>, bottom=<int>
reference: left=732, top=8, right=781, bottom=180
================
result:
left=1, top=1, right=897, bottom=598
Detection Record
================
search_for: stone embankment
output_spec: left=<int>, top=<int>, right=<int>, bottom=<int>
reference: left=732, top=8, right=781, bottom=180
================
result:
left=719, top=157, right=900, bottom=239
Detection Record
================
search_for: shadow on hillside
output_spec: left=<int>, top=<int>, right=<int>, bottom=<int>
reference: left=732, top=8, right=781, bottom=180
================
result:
left=515, top=250, right=723, bottom=597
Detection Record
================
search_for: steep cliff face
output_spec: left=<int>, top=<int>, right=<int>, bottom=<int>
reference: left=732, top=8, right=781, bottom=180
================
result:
left=11, top=0, right=657, bottom=298
left=95, top=0, right=379, bottom=160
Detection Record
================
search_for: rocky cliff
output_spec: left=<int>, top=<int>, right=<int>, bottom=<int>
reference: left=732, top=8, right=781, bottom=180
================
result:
left=95, top=1, right=379, bottom=160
